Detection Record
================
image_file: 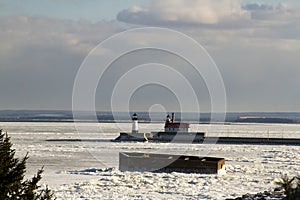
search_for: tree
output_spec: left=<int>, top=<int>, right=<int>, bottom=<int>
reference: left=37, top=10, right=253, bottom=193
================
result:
left=0, top=129, right=54, bottom=200
left=295, top=177, right=300, bottom=200
left=275, top=174, right=300, bottom=200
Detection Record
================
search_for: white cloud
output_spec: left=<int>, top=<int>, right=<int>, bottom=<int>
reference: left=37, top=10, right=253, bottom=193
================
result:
left=117, top=0, right=251, bottom=26
left=117, top=0, right=300, bottom=35
left=244, top=3, right=297, bottom=21
left=0, top=16, right=124, bottom=58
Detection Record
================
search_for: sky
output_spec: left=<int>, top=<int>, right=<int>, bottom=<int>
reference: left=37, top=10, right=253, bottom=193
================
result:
left=0, top=0, right=299, bottom=112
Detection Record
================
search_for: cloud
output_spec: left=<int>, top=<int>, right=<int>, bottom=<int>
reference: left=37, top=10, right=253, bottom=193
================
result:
left=0, top=12, right=299, bottom=111
left=242, top=3, right=300, bottom=40
left=244, top=3, right=296, bottom=21
left=0, top=16, right=123, bottom=57
left=117, top=0, right=300, bottom=31
left=210, top=38, right=300, bottom=111
left=0, top=16, right=123, bottom=109
left=117, top=0, right=300, bottom=45
left=243, top=3, right=274, bottom=11
left=117, top=0, right=251, bottom=27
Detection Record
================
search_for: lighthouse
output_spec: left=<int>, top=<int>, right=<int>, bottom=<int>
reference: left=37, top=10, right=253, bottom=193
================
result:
left=132, top=113, right=138, bottom=133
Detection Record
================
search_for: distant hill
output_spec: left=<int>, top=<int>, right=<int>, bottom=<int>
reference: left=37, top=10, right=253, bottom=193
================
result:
left=235, top=116, right=296, bottom=124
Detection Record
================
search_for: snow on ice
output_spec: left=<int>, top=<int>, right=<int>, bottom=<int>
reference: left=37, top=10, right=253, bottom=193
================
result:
left=0, top=122, right=299, bottom=199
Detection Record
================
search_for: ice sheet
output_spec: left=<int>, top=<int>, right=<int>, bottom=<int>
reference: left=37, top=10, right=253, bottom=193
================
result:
left=1, top=122, right=299, bottom=199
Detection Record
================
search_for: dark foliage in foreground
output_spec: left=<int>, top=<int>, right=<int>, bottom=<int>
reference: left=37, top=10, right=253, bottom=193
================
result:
left=228, top=174, right=300, bottom=200
left=275, top=174, right=300, bottom=200
left=0, top=129, right=55, bottom=200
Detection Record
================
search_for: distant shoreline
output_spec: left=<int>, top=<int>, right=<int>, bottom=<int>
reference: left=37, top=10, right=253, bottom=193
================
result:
left=0, top=120, right=299, bottom=125
left=0, top=110, right=300, bottom=124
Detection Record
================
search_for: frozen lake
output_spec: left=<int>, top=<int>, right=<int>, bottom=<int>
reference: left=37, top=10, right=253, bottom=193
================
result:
left=0, top=122, right=299, bottom=199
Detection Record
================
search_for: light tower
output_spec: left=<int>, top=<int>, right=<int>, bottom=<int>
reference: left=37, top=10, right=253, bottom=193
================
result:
left=166, top=114, right=171, bottom=124
left=132, top=113, right=138, bottom=133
